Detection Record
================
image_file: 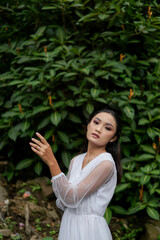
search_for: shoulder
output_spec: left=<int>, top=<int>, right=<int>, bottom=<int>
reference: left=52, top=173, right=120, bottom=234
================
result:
left=70, top=152, right=86, bottom=165
left=99, top=152, right=114, bottom=163
left=74, top=152, right=86, bottom=161
left=97, top=153, right=116, bottom=171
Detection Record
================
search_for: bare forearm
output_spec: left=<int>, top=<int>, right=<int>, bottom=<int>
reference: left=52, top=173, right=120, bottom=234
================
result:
left=48, top=160, right=62, bottom=177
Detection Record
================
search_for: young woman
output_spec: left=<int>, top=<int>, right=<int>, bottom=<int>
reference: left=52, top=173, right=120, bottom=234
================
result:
left=30, top=108, right=122, bottom=240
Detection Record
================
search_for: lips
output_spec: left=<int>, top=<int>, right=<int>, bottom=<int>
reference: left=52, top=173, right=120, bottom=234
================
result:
left=91, top=133, right=100, bottom=139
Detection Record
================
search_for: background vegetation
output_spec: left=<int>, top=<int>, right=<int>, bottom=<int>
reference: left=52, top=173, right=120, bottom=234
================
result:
left=0, top=0, right=160, bottom=222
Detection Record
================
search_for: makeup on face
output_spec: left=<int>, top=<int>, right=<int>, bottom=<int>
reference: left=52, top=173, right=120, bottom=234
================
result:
left=93, top=117, right=115, bottom=132
left=87, top=112, right=117, bottom=148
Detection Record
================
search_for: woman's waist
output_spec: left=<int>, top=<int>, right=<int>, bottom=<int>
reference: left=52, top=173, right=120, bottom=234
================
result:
left=65, top=207, right=104, bottom=217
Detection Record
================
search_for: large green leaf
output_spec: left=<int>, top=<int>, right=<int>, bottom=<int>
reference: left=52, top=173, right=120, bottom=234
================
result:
left=37, top=116, right=50, bottom=130
left=7, top=172, right=14, bottom=182
left=80, top=68, right=90, bottom=75
left=32, top=106, right=50, bottom=116
left=8, top=124, right=22, bottom=141
left=135, top=154, right=155, bottom=162
left=61, top=151, right=71, bottom=168
left=115, top=183, right=131, bottom=193
left=30, top=26, right=46, bottom=40
left=16, top=159, right=33, bottom=170
left=91, top=88, right=101, bottom=98
left=7, top=80, right=23, bottom=86
left=56, top=27, right=65, bottom=44
left=110, top=206, right=127, bottom=215
left=44, top=129, right=53, bottom=140
left=68, top=113, right=81, bottom=124
left=58, top=131, right=69, bottom=144
left=140, top=165, right=152, bottom=174
left=21, top=120, right=30, bottom=132
left=78, top=12, right=97, bottom=22
left=123, top=106, right=135, bottom=119
left=66, top=99, right=75, bottom=107
left=140, top=175, right=150, bottom=185
left=128, top=202, right=146, bottom=214
left=34, top=162, right=43, bottom=176
left=104, top=207, right=112, bottom=224
left=86, top=103, right=94, bottom=114
left=156, top=154, right=160, bottom=163
left=147, top=128, right=156, bottom=140
left=147, top=199, right=159, bottom=208
left=140, top=145, right=156, bottom=154
left=155, top=189, right=160, bottom=194
left=150, top=169, right=160, bottom=175
left=146, top=207, right=159, bottom=220
left=50, top=112, right=61, bottom=126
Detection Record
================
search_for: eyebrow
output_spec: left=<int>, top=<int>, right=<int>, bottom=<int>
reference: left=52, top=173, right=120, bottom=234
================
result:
left=95, top=117, right=114, bottom=128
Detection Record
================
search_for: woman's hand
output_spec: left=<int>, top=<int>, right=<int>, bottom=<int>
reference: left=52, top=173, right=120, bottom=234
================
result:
left=29, top=132, right=56, bottom=167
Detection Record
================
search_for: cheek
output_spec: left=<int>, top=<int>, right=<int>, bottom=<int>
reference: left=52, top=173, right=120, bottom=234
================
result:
left=86, top=123, right=95, bottom=139
left=86, top=124, right=90, bottom=137
left=102, top=131, right=115, bottom=142
left=87, top=123, right=93, bottom=132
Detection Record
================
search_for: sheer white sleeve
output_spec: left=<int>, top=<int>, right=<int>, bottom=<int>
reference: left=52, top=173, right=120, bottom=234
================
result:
left=55, top=157, right=75, bottom=211
left=52, top=160, right=114, bottom=209
left=66, top=157, right=75, bottom=180
left=56, top=198, right=65, bottom=211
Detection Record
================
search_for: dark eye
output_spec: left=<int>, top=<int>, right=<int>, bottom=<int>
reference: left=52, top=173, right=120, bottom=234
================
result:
left=93, top=120, right=99, bottom=124
left=105, top=127, right=111, bottom=131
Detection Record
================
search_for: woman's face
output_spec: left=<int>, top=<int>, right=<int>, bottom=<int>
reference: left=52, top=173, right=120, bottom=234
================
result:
left=87, top=112, right=117, bottom=149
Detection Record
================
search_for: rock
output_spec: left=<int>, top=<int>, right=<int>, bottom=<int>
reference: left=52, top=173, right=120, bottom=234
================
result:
left=15, top=177, right=54, bottom=201
left=10, top=198, right=60, bottom=221
left=0, top=199, right=9, bottom=218
left=144, top=221, right=160, bottom=240
left=49, top=210, right=60, bottom=220
left=28, top=201, right=59, bottom=221
left=0, top=185, right=8, bottom=203
left=27, top=177, right=53, bottom=199
left=30, top=235, right=39, bottom=240
left=0, top=229, right=11, bottom=237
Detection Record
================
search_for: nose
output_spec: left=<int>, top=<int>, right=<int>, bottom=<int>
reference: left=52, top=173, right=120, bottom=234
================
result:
left=96, top=126, right=102, bottom=133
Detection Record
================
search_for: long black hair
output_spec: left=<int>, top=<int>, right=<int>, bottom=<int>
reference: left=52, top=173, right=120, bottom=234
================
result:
left=80, top=108, right=122, bottom=184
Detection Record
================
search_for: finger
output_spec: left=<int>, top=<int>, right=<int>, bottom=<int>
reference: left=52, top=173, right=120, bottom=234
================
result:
left=31, top=147, right=41, bottom=156
left=29, top=142, right=41, bottom=150
left=31, top=138, right=43, bottom=147
left=36, top=132, right=47, bottom=144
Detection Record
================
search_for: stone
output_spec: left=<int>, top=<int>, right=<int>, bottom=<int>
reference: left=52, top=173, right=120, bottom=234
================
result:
left=0, top=199, right=9, bottom=218
left=0, top=185, right=8, bottom=203
left=30, top=235, right=39, bottom=240
left=0, top=229, right=11, bottom=237
left=144, top=221, right=160, bottom=240
left=26, top=177, right=53, bottom=199
left=49, top=210, right=60, bottom=220
left=10, top=198, right=60, bottom=221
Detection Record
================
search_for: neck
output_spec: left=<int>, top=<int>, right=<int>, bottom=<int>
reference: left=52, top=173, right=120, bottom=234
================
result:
left=86, top=141, right=106, bottom=159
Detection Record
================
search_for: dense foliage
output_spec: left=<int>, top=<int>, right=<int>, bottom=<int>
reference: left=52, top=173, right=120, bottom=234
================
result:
left=0, top=0, right=160, bottom=221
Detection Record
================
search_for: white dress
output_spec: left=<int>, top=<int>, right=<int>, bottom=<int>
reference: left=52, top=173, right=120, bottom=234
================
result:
left=52, top=152, right=117, bottom=240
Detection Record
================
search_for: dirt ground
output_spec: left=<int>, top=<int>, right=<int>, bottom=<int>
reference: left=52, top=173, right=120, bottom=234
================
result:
left=0, top=174, right=146, bottom=240
left=0, top=175, right=62, bottom=240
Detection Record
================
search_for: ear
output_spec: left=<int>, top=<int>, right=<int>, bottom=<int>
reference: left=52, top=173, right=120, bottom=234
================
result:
left=109, top=135, right=117, bottom=143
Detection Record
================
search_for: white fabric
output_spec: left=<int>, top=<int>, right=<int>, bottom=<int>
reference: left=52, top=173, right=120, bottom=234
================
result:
left=52, top=152, right=117, bottom=240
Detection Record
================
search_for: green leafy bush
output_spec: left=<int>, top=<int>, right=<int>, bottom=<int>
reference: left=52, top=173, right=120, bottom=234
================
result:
left=0, top=0, right=159, bottom=220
